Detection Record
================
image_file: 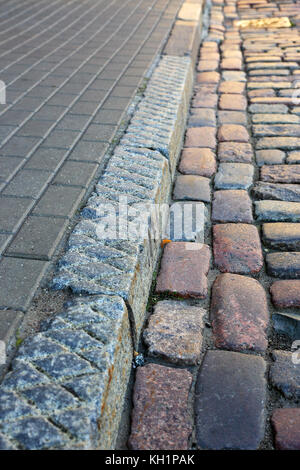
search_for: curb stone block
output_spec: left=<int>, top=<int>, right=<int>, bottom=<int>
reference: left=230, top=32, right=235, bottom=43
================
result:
left=0, top=296, right=132, bottom=450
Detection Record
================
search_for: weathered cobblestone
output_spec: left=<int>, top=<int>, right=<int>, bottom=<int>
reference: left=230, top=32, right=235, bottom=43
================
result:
left=129, top=364, right=192, bottom=450
left=156, top=242, right=210, bottom=298
left=218, top=142, right=254, bottom=163
left=213, top=224, right=263, bottom=274
left=270, top=280, right=300, bottom=308
left=272, top=409, right=300, bottom=450
left=212, top=190, right=253, bottom=223
left=266, top=252, right=300, bottom=279
left=263, top=223, right=300, bottom=250
left=256, top=149, right=285, bottom=166
left=173, top=175, right=211, bottom=202
left=214, top=163, right=254, bottom=190
left=218, top=124, right=250, bottom=142
left=255, top=201, right=300, bottom=222
left=219, top=94, right=247, bottom=111
left=195, top=350, right=267, bottom=450
left=252, top=182, right=300, bottom=202
left=270, top=350, right=300, bottom=400
left=179, top=148, right=217, bottom=177
left=184, top=127, right=216, bottom=149
left=143, top=300, right=205, bottom=365
left=261, top=165, right=300, bottom=183
left=211, top=274, right=268, bottom=352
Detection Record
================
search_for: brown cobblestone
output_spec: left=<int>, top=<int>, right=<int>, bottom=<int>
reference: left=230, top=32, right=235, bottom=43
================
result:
left=211, top=273, right=268, bottom=352
left=270, top=350, right=300, bottom=400
left=261, top=165, right=300, bottom=183
left=218, top=124, right=250, bottom=142
left=212, top=190, right=253, bottom=223
left=143, top=300, right=205, bottom=365
left=179, top=148, right=216, bottom=177
left=197, top=71, right=220, bottom=84
left=156, top=242, right=211, bottom=298
left=213, top=224, right=263, bottom=274
left=128, top=363, right=192, bottom=450
left=271, top=409, right=300, bottom=450
left=173, top=174, right=211, bottom=202
left=184, top=127, right=216, bottom=149
left=219, top=81, right=245, bottom=94
left=218, top=142, right=254, bottom=163
left=270, top=280, right=300, bottom=308
left=219, top=94, right=247, bottom=111
left=256, top=149, right=285, bottom=166
left=221, top=58, right=243, bottom=70
left=266, top=252, right=300, bottom=279
left=193, top=93, right=218, bottom=108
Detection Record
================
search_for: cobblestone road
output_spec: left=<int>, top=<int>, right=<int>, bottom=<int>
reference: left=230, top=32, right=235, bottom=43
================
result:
left=0, top=0, right=183, bottom=323
left=129, top=0, right=300, bottom=450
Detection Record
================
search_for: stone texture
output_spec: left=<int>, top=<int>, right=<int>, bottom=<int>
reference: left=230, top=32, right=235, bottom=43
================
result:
left=184, top=127, right=216, bottom=149
left=179, top=148, right=216, bottom=177
left=218, top=111, right=247, bottom=125
left=173, top=175, right=211, bottom=202
left=212, top=190, right=253, bottom=223
left=257, top=138, right=300, bottom=150
left=219, top=94, right=247, bottom=111
left=256, top=149, right=285, bottom=166
left=0, top=296, right=132, bottom=450
left=221, top=58, right=242, bottom=70
left=287, top=151, right=300, bottom=164
left=197, top=71, right=220, bottom=84
left=266, top=252, right=300, bottom=279
left=211, top=274, right=268, bottom=352
left=188, top=108, right=216, bottom=127
left=255, top=201, right=300, bottom=222
left=195, top=350, right=267, bottom=450
left=263, top=223, right=300, bottom=250
left=213, top=224, right=263, bottom=274
left=143, top=300, right=205, bottom=365
left=252, top=182, right=300, bottom=202
left=252, top=114, right=299, bottom=124
left=272, top=409, right=300, bottom=450
left=218, top=142, right=254, bottom=163
left=254, top=124, right=300, bottom=137
left=128, top=364, right=192, bottom=450
left=272, top=312, right=300, bottom=341
left=270, top=350, right=300, bottom=400
left=214, top=163, right=254, bottom=190
left=261, top=165, right=300, bottom=183
left=218, top=124, right=249, bottom=142
left=219, top=81, right=245, bottom=94
left=156, top=242, right=210, bottom=298
left=249, top=104, right=288, bottom=114
left=193, top=93, right=218, bottom=108
left=270, top=280, right=300, bottom=309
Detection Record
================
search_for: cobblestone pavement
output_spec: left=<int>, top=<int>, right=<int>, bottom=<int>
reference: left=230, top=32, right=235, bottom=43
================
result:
left=0, top=0, right=183, bottom=319
left=129, top=0, right=300, bottom=450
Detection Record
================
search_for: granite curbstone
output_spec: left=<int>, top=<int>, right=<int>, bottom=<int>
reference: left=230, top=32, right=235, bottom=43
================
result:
left=0, top=295, right=132, bottom=450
